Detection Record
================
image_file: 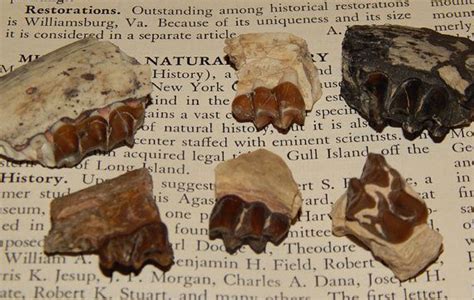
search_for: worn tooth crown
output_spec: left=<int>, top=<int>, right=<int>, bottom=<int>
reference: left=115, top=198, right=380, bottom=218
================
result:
left=224, top=32, right=322, bottom=131
left=341, top=24, right=474, bottom=141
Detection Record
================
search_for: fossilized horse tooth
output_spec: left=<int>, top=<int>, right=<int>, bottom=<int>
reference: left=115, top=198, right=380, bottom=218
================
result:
left=44, top=168, right=173, bottom=274
left=211, top=149, right=302, bottom=253
left=0, top=38, right=151, bottom=167
left=331, top=153, right=443, bottom=281
left=224, top=33, right=322, bottom=131
left=341, top=24, right=473, bottom=141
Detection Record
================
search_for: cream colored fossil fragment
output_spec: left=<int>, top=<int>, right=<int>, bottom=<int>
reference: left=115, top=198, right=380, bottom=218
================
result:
left=331, top=153, right=443, bottom=281
left=0, top=38, right=151, bottom=167
left=224, top=33, right=322, bottom=131
left=211, top=149, right=302, bottom=253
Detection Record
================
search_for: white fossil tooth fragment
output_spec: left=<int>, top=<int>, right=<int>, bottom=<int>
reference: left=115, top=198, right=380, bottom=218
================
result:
left=0, top=37, right=151, bottom=167
left=225, top=32, right=322, bottom=131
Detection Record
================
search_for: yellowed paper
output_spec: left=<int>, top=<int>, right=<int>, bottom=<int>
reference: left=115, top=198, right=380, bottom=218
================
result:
left=0, top=0, right=472, bottom=298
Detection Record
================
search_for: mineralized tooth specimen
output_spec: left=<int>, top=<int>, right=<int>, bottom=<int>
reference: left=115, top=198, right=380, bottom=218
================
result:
left=331, top=153, right=443, bottom=281
left=224, top=33, right=322, bottom=131
left=44, top=168, right=173, bottom=273
left=341, top=24, right=473, bottom=140
left=0, top=37, right=151, bottom=167
left=211, top=149, right=302, bottom=253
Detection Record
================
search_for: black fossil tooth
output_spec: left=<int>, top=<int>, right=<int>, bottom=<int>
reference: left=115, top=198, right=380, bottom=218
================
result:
left=341, top=24, right=473, bottom=141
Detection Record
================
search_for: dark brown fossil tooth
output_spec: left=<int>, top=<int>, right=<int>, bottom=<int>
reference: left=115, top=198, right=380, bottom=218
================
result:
left=388, top=78, right=423, bottom=117
left=263, top=213, right=290, bottom=244
left=209, top=195, right=245, bottom=240
left=44, top=168, right=173, bottom=274
left=235, top=202, right=268, bottom=239
left=211, top=149, right=301, bottom=254
left=341, top=24, right=473, bottom=141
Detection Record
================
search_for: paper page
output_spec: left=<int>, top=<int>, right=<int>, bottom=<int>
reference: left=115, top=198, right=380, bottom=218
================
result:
left=0, top=0, right=472, bottom=299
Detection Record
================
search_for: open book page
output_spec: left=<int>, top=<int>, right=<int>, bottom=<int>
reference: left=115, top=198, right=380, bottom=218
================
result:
left=1, top=0, right=472, bottom=298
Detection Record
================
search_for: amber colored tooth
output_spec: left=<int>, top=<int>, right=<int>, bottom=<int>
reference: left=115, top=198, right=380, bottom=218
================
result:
left=263, top=213, right=290, bottom=244
left=209, top=196, right=245, bottom=240
left=108, top=108, right=135, bottom=148
left=273, top=81, right=306, bottom=129
left=114, top=105, right=144, bottom=143
left=232, top=94, right=255, bottom=122
left=379, top=197, right=422, bottom=244
left=253, top=87, right=278, bottom=129
left=77, top=116, right=108, bottom=152
left=53, top=124, right=79, bottom=164
left=235, top=202, right=267, bottom=239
